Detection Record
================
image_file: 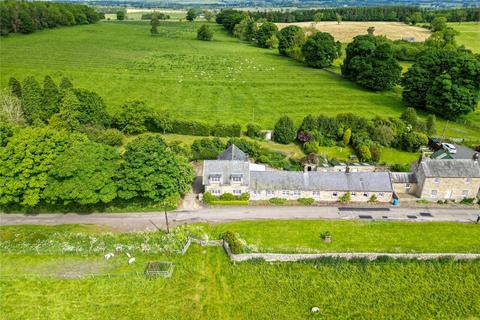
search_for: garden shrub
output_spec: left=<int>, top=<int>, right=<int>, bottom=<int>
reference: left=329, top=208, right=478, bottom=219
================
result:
left=239, top=193, right=250, bottom=201
left=303, top=141, right=319, bottom=154
left=212, top=123, right=241, bottom=137
left=171, top=120, right=211, bottom=136
left=297, top=197, right=314, bottom=205
left=246, top=123, right=263, bottom=139
left=203, top=192, right=215, bottom=204
left=460, top=197, right=476, bottom=205
left=269, top=197, right=286, bottom=205
left=96, top=128, right=124, bottom=146
left=339, top=192, right=350, bottom=203
left=191, top=138, right=225, bottom=160
left=219, top=193, right=235, bottom=201
left=222, top=231, right=244, bottom=254
left=368, top=194, right=378, bottom=203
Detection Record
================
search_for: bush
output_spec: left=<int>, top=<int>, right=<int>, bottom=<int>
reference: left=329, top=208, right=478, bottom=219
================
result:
left=297, top=198, right=314, bottom=205
left=96, top=128, right=124, bottom=146
left=222, top=231, right=244, bottom=254
left=368, top=194, right=378, bottom=203
left=273, top=116, right=296, bottom=144
left=246, top=123, right=263, bottom=139
left=339, top=192, right=351, bottom=203
left=320, top=231, right=331, bottom=240
left=171, top=120, right=211, bottom=136
left=211, top=200, right=248, bottom=205
left=219, top=193, right=235, bottom=201
left=269, top=197, right=286, bottom=205
left=202, top=192, right=215, bottom=204
left=197, top=24, right=213, bottom=41
left=191, top=138, right=225, bottom=160
left=460, top=197, right=476, bottom=205
left=239, top=193, right=250, bottom=201
left=391, top=163, right=410, bottom=172
left=212, top=123, right=241, bottom=137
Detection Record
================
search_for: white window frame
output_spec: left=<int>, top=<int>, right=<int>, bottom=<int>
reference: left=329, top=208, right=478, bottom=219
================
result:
left=231, top=176, right=242, bottom=183
left=312, top=191, right=320, bottom=197
left=351, top=192, right=356, bottom=197
left=332, top=192, right=338, bottom=198
left=465, top=178, right=472, bottom=184
left=431, top=189, right=437, bottom=198
left=233, top=189, right=242, bottom=195
left=461, top=190, right=469, bottom=197
left=434, top=178, right=441, bottom=184
left=212, top=189, right=221, bottom=195
left=266, top=190, right=275, bottom=196
left=363, top=192, right=369, bottom=198
left=293, top=190, right=301, bottom=196
left=282, top=190, right=289, bottom=196
left=210, top=176, right=221, bottom=182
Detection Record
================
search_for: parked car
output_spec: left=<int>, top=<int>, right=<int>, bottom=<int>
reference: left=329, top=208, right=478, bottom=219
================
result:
left=441, top=143, right=457, bottom=154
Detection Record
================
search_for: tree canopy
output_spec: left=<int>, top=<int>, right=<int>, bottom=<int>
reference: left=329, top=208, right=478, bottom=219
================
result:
left=341, top=34, right=402, bottom=91
left=402, top=49, right=480, bottom=120
left=255, top=22, right=278, bottom=48
left=117, top=135, right=193, bottom=203
left=197, top=24, right=213, bottom=41
left=273, top=116, right=296, bottom=144
left=277, top=25, right=305, bottom=56
left=302, top=32, right=341, bottom=68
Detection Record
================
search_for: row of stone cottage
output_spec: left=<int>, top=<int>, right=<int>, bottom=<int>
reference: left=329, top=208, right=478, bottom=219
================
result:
left=202, top=145, right=480, bottom=203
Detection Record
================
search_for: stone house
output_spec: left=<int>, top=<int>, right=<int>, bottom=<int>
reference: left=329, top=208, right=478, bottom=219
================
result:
left=203, top=145, right=393, bottom=202
left=411, top=156, right=480, bottom=200
left=390, top=172, right=418, bottom=196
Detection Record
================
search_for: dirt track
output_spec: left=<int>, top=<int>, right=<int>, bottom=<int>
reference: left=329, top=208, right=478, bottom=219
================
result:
left=275, top=21, right=431, bottom=42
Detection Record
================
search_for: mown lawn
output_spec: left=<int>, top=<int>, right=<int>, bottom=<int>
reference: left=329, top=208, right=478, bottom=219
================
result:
left=204, top=220, right=480, bottom=253
left=1, top=20, right=478, bottom=142
left=1, top=223, right=479, bottom=319
left=449, top=22, right=480, bottom=53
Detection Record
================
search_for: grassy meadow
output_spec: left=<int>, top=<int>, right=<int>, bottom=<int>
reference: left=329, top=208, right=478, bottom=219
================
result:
left=1, top=20, right=479, bottom=143
left=1, top=223, right=479, bottom=319
left=449, top=22, right=480, bottom=53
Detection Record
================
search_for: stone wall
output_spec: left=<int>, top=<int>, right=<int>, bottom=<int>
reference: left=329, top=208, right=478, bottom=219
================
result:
left=418, top=177, right=480, bottom=200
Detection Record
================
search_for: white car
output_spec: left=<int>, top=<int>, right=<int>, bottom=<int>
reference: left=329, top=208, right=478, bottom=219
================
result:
left=441, top=143, right=457, bottom=154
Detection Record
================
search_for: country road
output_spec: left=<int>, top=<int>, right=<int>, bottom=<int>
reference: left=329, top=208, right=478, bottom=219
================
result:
left=1, top=206, right=479, bottom=231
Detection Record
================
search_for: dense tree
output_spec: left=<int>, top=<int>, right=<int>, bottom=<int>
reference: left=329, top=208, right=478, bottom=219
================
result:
left=42, top=76, right=60, bottom=120
left=402, top=49, right=480, bottom=120
left=277, top=25, right=305, bottom=56
left=358, top=144, right=371, bottom=161
left=116, top=11, right=125, bottom=21
left=186, top=9, right=197, bottom=22
left=113, top=100, right=152, bottom=134
left=204, top=10, right=214, bottom=22
left=401, top=131, right=428, bottom=151
left=197, top=24, right=213, bottom=41
left=302, top=32, right=341, bottom=68
left=0, top=89, right=24, bottom=125
left=59, top=77, right=73, bottom=91
left=400, top=107, right=418, bottom=127
left=21, top=76, right=44, bottom=124
left=74, top=89, right=111, bottom=127
left=0, top=127, right=85, bottom=207
left=117, top=135, right=193, bottom=203
left=233, top=17, right=257, bottom=42
left=216, top=9, right=245, bottom=33
left=342, top=128, right=351, bottom=145
left=341, top=34, right=401, bottom=91
left=49, top=90, right=82, bottom=131
left=431, top=16, right=447, bottom=31
left=336, top=13, right=342, bottom=24
left=0, top=121, right=14, bottom=147
left=150, top=15, right=159, bottom=35
left=8, top=77, right=22, bottom=98
left=425, top=27, right=459, bottom=50
left=95, top=128, right=124, bottom=146
left=255, top=22, right=278, bottom=48
left=44, top=141, right=119, bottom=206
left=273, top=116, right=296, bottom=144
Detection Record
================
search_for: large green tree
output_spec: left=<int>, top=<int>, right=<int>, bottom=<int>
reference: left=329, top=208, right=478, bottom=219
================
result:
left=402, top=49, right=480, bottom=120
left=21, top=76, right=44, bottom=124
left=49, top=90, right=82, bottom=131
left=42, top=75, right=61, bottom=120
left=255, top=22, right=278, bottom=48
left=302, top=32, right=341, bottom=68
left=117, top=135, right=193, bottom=203
left=113, top=100, right=152, bottom=134
left=277, top=25, right=305, bottom=56
left=341, top=34, right=401, bottom=91
left=8, top=77, right=22, bottom=98
left=44, top=140, right=119, bottom=206
left=74, top=89, right=111, bottom=127
left=197, top=24, right=213, bottom=41
left=273, top=116, right=296, bottom=144
left=0, top=127, right=85, bottom=207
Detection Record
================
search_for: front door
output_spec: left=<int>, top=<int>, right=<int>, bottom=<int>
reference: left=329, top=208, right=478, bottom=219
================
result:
left=444, top=190, right=452, bottom=199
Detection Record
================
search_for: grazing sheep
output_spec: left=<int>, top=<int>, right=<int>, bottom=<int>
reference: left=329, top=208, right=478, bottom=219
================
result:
left=126, top=252, right=131, bottom=258
left=311, top=307, right=320, bottom=313
left=128, top=257, right=136, bottom=265
left=104, top=253, right=114, bottom=260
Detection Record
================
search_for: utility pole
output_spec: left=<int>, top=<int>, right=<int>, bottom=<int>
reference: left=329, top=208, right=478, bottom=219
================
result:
left=252, top=106, right=255, bottom=124
left=163, top=200, right=170, bottom=233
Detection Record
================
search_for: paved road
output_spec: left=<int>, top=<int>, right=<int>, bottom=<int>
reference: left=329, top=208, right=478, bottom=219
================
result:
left=1, top=206, right=479, bottom=231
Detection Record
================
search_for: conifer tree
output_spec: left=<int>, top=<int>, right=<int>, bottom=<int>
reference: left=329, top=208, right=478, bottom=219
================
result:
left=21, top=76, right=43, bottom=124
left=43, top=75, right=60, bottom=119
left=8, top=77, right=22, bottom=98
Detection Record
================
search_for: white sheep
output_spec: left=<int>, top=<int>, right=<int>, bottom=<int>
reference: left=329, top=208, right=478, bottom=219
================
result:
left=128, top=257, right=136, bottom=265
left=126, top=252, right=131, bottom=258
left=311, top=307, right=320, bottom=313
left=104, top=253, right=114, bottom=260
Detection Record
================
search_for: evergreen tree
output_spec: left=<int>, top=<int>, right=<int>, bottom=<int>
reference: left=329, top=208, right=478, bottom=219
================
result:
left=273, top=116, right=296, bottom=144
left=49, top=90, right=82, bottom=131
left=426, top=114, right=436, bottom=135
left=59, top=77, right=73, bottom=91
left=8, top=77, right=22, bottom=98
left=150, top=15, right=159, bottom=35
left=21, top=76, right=43, bottom=124
left=42, top=75, right=60, bottom=120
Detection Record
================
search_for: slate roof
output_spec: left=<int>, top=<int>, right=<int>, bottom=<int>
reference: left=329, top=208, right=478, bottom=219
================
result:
left=217, top=144, right=248, bottom=161
left=203, top=160, right=250, bottom=186
left=390, top=172, right=418, bottom=184
left=250, top=171, right=393, bottom=192
left=418, top=159, right=480, bottom=178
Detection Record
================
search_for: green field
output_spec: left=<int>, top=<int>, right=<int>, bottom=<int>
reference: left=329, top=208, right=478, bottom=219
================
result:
left=1, top=223, right=479, bottom=319
left=449, top=22, right=480, bottom=53
left=1, top=21, right=478, bottom=142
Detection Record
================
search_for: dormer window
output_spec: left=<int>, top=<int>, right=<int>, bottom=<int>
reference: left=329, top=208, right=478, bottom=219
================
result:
left=209, top=175, right=221, bottom=183
left=231, top=174, right=243, bottom=183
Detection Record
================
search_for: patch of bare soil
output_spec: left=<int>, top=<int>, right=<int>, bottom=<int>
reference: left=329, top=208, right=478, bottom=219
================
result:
left=275, top=21, right=431, bottom=42
left=33, top=258, right=115, bottom=278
